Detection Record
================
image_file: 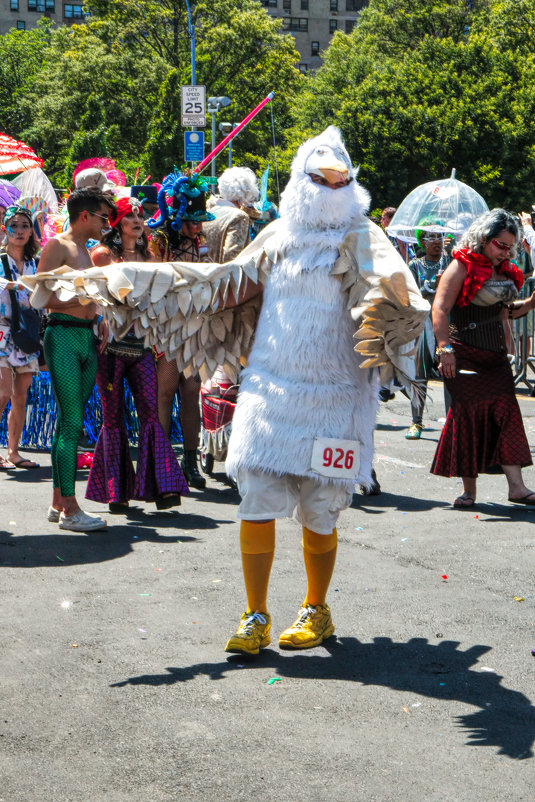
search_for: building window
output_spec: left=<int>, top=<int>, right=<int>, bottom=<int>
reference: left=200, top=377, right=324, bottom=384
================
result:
left=261, top=0, right=277, bottom=6
left=330, top=0, right=338, bottom=10
left=28, top=0, right=46, bottom=10
left=46, top=0, right=55, bottom=10
left=281, top=17, right=308, bottom=32
left=298, top=63, right=308, bottom=73
left=300, top=0, right=308, bottom=9
left=329, top=19, right=337, bottom=33
left=283, top=0, right=291, bottom=9
left=10, top=0, right=19, bottom=10
left=311, top=40, right=320, bottom=56
left=17, top=19, right=25, bottom=28
left=64, top=3, right=84, bottom=17
left=346, top=0, right=365, bottom=10
left=345, top=19, right=355, bottom=33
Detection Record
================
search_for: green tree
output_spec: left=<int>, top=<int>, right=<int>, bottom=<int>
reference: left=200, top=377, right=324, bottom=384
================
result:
left=351, top=0, right=477, bottom=57
left=0, top=21, right=53, bottom=137
left=290, top=0, right=535, bottom=209
left=3, top=0, right=301, bottom=185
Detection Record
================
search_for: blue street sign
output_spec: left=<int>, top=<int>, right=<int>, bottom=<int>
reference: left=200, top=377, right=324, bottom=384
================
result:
left=184, top=131, right=204, bottom=163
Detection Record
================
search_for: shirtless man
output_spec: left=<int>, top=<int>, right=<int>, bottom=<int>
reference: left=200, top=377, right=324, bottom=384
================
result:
left=38, top=188, right=115, bottom=531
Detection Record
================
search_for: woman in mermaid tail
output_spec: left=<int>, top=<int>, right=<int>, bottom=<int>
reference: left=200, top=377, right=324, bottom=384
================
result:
left=86, top=196, right=188, bottom=513
left=431, top=209, right=535, bottom=509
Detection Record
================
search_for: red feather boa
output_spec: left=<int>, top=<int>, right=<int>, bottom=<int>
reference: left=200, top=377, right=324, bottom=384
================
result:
left=452, top=247, right=524, bottom=307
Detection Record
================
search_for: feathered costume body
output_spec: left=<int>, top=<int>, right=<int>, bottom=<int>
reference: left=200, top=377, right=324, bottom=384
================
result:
left=226, top=130, right=380, bottom=488
left=21, top=128, right=429, bottom=491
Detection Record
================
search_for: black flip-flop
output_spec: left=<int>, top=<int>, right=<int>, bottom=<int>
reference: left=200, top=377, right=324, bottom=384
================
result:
left=508, top=494, right=535, bottom=506
left=0, top=457, right=15, bottom=471
left=11, top=458, right=40, bottom=469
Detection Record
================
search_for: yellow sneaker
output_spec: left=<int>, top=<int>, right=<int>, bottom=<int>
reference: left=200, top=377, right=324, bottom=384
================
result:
left=225, top=612, right=271, bottom=655
left=278, top=604, right=335, bottom=650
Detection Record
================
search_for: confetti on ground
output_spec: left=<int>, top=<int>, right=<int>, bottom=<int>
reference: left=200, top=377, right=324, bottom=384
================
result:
left=139, top=593, right=152, bottom=597
left=138, top=628, right=147, bottom=633
left=514, top=596, right=525, bottom=602
left=441, top=574, right=448, bottom=581
left=412, top=703, right=422, bottom=708
left=531, top=649, right=535, bottom=657
left=474, top=515, right=479, bottom=519
left=267, top=678, right=281, bottom=685
left=60, top=600, right=71, bottom=609
left=480, top=667, right=495, bottom=672
left=9, top=521, right=16, bottom=525
left=355, top=526, right=364, bottom=531
left=402, top=707, right=409, bottom=713
left=56, top=556, right=65, bottom=562
left=71, top=643, right=78, bottom=648
left=156, top=568, right=162, bottom=572
left=401, top=538, right=409, bottom=542
left=212, top=579, right=222, bottom=583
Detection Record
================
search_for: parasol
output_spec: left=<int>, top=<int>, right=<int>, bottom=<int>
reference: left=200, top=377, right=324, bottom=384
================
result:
left=72, top=157, right=116, bottom=184
left=0, top=178, right=21, bottom=208
left=386, top=170, right=488, bottom=244
left=0, top=133, right=43, bottom=175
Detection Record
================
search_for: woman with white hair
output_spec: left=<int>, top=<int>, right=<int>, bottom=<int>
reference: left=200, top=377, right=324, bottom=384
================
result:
left=203, top=167, right=260, bottom=263
left=431, top=208, right=535, bottom=508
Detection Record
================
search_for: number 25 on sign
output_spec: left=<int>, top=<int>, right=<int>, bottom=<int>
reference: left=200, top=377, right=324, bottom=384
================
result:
left=310, top=437, right=360, bottom=480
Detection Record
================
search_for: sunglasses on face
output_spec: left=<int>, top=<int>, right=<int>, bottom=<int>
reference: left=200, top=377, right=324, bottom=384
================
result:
left=90, top=212, right=111, bottom=222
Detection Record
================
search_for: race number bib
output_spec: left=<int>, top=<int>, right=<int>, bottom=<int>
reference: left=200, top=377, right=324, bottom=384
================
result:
left=0, top=324, right=10, bottom=347
left=310, top=437, right=360, bottom=480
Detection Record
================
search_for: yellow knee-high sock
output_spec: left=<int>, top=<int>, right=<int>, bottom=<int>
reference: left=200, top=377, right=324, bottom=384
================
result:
left=240, top=520, right=275, bottom=613
left=302, top=526, right=338, bottom=607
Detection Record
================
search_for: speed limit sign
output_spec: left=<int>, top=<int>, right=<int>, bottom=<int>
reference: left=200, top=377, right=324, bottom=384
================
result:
left=181, top=85, right=206, bottom=127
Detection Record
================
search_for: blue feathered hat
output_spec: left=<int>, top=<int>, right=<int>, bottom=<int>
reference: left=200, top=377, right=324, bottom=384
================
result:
left=147, top=169, right=215, bottom=231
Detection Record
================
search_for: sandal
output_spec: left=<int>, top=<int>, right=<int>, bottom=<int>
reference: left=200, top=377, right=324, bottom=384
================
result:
left=508, top=493, right=535, bottom=506
left=10, top=457, right=40, bottom=469
left=0, top=455, right=15, bottom=471
left=453, top=494, right=475, bottom=509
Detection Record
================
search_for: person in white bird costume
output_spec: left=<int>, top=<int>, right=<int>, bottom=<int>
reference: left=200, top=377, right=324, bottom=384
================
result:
left=21, top=127, right=429, bottom=655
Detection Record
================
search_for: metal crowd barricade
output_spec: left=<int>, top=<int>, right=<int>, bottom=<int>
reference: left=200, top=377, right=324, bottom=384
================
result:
left=511, top=276, right=535, bottom=395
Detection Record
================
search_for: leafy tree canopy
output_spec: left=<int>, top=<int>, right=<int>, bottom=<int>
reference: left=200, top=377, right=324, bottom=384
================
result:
left=2, top=0, right=302, bottom=186
left=289, top=0, right=535, bottom=209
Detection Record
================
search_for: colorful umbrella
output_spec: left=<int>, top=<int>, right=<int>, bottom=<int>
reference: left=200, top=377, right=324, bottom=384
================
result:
left=386, top=170, right=488, bottom=244
left=0, top=133, right=43, bottom=175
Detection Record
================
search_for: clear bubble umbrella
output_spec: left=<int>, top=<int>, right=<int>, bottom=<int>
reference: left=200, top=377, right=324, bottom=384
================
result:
left=386, top=170, right=488, bottom=244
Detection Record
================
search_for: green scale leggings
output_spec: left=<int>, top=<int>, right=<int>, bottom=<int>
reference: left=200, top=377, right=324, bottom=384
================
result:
left=43, top=314, right=97, bottom=498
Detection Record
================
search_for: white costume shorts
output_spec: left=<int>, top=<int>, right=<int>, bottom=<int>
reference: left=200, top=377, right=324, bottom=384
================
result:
left=236, top=469, right=353, bottom=535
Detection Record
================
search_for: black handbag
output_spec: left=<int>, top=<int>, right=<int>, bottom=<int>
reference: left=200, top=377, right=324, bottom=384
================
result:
left=1, top=253, right=41, bottom=355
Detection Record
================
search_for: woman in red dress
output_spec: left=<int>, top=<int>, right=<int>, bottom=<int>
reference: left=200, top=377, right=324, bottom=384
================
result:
left=431, top=209, right=535, bottom=508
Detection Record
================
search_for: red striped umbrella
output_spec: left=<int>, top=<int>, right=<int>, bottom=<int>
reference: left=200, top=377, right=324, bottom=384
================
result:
left=0, top=133, right=43, bottom=175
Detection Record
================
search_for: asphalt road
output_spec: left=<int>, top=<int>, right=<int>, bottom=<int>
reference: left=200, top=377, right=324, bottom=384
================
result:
left=1, top=381, right=534, bottom=801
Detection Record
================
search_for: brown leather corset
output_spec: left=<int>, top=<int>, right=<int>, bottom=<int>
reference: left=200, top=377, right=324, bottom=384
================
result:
left=449, top=302, right=506, bottom=353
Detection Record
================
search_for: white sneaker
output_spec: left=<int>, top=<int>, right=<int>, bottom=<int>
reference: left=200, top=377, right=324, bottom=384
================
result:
left=59, top=510, right=107, bottom=532
left=47, top=506, right=61, bottom=523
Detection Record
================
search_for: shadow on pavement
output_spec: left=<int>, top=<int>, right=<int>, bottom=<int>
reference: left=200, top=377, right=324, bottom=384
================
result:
left=111, top=636, right=535, bottom=760
left=352, top=491, right=451, bottom=513
left=0, top=508, right=231, bottom=567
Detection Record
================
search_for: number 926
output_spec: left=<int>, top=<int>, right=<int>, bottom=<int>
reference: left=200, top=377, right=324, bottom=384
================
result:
left=323, top=447, right=354, bottom=470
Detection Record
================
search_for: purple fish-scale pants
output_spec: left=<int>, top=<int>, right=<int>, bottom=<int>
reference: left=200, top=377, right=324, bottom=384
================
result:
left=86, top=349, right=189, bottom=503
